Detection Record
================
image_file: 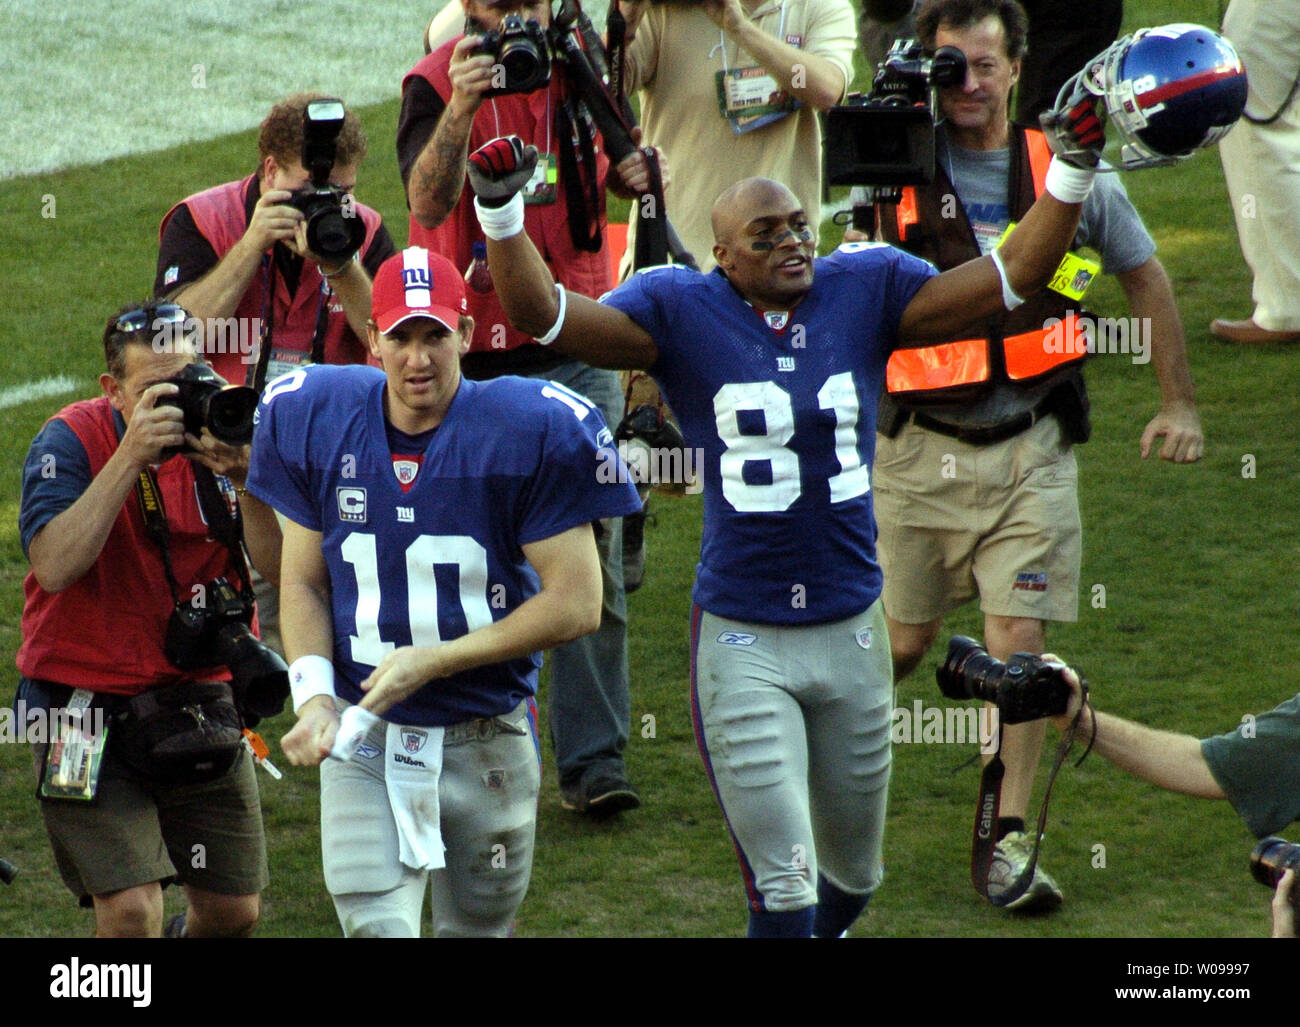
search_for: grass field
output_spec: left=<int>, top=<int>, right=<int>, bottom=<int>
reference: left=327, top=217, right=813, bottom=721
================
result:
left=2, top=0, right=1294, bottom=948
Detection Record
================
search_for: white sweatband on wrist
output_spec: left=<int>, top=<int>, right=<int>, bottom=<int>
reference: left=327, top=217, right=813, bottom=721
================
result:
left=534, top=283, right=567, bottom=345
left=1044, top=155, right=1096, bottom=204
left=473, top=192, right=526, bottom=240
left=289, top=654, right=336, bottom=714
left=990, top=247, right=1024, bottom=311
left=329, top=705, right=381, bottom=762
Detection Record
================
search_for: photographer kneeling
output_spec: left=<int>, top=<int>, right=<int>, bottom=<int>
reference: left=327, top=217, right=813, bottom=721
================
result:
left=15, top=303, right=282, bottom=937
left=1045, top=658, right=1299, bottom=937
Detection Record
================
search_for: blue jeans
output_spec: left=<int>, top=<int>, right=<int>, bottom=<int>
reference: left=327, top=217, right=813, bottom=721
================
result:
left=522, top=360, right=631, bottom=787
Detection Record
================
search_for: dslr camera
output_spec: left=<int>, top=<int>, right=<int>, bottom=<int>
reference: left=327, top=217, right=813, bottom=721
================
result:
left=165, top=577, right=290, bottom=725
left=825, top=38, right=967, bottom=192
left=286, top=98, right=366, bottom=264
left=1251, top=837, right=1300, bottom=910
left=936, top=635, right=1073, bottom=725
left=159, top=362, right=258, bottom=454
left=471, top=13, right=552, bottom=97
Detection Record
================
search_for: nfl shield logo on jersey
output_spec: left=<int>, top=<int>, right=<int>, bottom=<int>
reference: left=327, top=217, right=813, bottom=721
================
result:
left=393, top=459, right=419, bottom=487
left=855, top=627, right=872, bottom=650
left=402, top=729, right=427, bottom=754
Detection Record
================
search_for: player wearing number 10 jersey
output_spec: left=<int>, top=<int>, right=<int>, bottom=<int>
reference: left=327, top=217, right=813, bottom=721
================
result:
left=477, top=151, right=1099, bottom=935
left=248, top=246, right=639, bottom=936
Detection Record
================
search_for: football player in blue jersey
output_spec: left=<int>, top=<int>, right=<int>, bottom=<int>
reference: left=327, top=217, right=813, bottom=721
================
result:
left=246, top=246, right=641, bottom=937
left=466, top=114, right=1107, bottom=937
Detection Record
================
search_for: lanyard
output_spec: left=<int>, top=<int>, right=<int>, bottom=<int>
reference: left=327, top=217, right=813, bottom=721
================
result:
left=715, top=2, right=787, bottom=71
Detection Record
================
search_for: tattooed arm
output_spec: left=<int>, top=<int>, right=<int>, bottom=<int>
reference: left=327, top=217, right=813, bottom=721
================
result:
left=405, top=35, right=498, bottom=230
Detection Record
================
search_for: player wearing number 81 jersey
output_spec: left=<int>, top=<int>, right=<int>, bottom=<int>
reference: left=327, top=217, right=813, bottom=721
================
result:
left=474, top=125, right=1104, bottom=934
left=248, top=246, right=640, bottom=936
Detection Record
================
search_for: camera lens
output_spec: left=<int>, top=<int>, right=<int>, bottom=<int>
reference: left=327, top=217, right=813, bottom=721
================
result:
left=1251, top=837, right=1300, bottom=888
left=305, top=204, right=366, bottom=263
left=205, top=387, right=258, bottom=446
left=500, top=39, right=542, bottom=84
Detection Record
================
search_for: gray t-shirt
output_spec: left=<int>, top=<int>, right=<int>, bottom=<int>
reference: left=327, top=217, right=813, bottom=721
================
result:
left=1201, top=693, right=1300, bottom=838
left=851, top=128, right=1156, bottom=428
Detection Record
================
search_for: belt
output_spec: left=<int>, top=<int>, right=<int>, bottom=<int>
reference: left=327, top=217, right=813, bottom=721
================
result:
left=911, top=398, right=1055, bottom=446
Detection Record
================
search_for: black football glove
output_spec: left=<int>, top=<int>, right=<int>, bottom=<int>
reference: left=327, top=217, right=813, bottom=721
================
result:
left=467, top=135, right=539, bottom=208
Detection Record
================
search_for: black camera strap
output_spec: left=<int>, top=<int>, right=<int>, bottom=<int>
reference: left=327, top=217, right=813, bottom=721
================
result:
left=135, top=465, right=255, bottom=609
left=970, top=696, right=1092, bottom=905
left=251, top=257, right=278, bottom=393
left=556, top=94, right=604, bottom=254
left=135, top=468, right=183, bottom=605
left=252, top=253, right=333, bottom=392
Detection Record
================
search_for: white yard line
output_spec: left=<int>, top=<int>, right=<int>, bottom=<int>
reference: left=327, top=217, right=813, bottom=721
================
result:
left=0, top=375, right=82, bottom=411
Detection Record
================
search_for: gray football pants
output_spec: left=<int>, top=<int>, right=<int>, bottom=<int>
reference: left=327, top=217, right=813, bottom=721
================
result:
left=691, top=602, right=894, bottom=912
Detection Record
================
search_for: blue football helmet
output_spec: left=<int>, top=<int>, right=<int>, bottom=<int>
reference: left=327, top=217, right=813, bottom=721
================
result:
left=1054, top=24, right=1248, bottom=169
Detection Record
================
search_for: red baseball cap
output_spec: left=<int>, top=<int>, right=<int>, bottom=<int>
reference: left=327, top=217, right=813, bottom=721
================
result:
left=372, top=246, right=469, bottom=334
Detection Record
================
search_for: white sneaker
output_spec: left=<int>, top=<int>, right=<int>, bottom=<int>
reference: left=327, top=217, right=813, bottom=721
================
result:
left=988, top=830, right=1063, bottom=911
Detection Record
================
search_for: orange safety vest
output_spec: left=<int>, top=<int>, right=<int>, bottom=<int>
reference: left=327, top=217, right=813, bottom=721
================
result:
left=877, top=127, right=1088, bottom=404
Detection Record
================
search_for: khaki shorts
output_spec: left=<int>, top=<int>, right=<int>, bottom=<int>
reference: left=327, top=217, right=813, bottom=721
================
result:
left=872, top=415, right=1081, bottom=625
left=24, top=678, right=269, bottom=905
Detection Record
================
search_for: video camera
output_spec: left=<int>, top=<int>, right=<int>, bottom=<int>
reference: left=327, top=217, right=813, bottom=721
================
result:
left=825, top=38, right=967, bottom=199
left=286, top=99, right=365, bottom=264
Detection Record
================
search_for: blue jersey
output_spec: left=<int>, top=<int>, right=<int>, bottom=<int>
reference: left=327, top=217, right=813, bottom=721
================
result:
left=604, top=244, right=936, bottom=625
left=248, top=365, right=640, bottom=726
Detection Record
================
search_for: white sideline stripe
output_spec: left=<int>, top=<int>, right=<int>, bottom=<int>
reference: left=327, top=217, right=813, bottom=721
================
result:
left=0, top=376, right=81, bottom=411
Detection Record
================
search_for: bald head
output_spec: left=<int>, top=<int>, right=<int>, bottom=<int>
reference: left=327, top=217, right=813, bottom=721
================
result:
left=711, top=178, right=802, bottom=247
left=709, top=177, right=816, bottom=309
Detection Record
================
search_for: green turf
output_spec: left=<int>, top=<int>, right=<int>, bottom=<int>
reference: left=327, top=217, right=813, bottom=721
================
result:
left=1, top=0, right=1286, bottom=939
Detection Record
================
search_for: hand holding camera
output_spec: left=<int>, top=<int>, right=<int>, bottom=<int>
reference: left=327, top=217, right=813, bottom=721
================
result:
left=468, top=135, right=540, bottom=207
left=120, top=381, right=187, bottom=469
left=245, top=186, right=305, bottom=255
left=936, top=636, right=1077, bottom=724
left=1273, top=869, right=1297, bottom=938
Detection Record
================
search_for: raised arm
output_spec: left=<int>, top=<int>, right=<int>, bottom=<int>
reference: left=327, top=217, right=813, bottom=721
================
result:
left=898, top=174, right=1088, bottom=344
left=471, top=137, right=659, bottom=369
left=900, top=87, right=1108, bottom=344
left=405, top=35, right=496, bottom=231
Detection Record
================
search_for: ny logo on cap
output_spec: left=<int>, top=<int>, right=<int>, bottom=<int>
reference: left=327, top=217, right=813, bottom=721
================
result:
left=402, top=251, right=432, bottom=307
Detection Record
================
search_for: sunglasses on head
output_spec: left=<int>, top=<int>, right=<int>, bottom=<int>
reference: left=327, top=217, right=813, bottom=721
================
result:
left=113, top=303, right=189, bottom=335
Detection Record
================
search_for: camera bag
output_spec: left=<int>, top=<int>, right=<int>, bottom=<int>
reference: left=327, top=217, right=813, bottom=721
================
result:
left=113, top=681, right=244, bottom=786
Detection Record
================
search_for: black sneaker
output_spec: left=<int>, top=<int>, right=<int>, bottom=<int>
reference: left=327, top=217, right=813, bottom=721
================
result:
left=622, top=496, right=649, bottom=593
left=561, top=772, right=641, bottom=819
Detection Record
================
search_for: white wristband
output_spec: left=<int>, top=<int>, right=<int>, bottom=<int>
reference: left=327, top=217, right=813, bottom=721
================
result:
left=473, top=192, right=526, bottom=240
left=535, top=283, right=567, bottom=345
left=989, top=247, right=1025, bottom=311
left=1044, top=155, right=1096, bottom=205
left=289, top=654, right=336, bottom=714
